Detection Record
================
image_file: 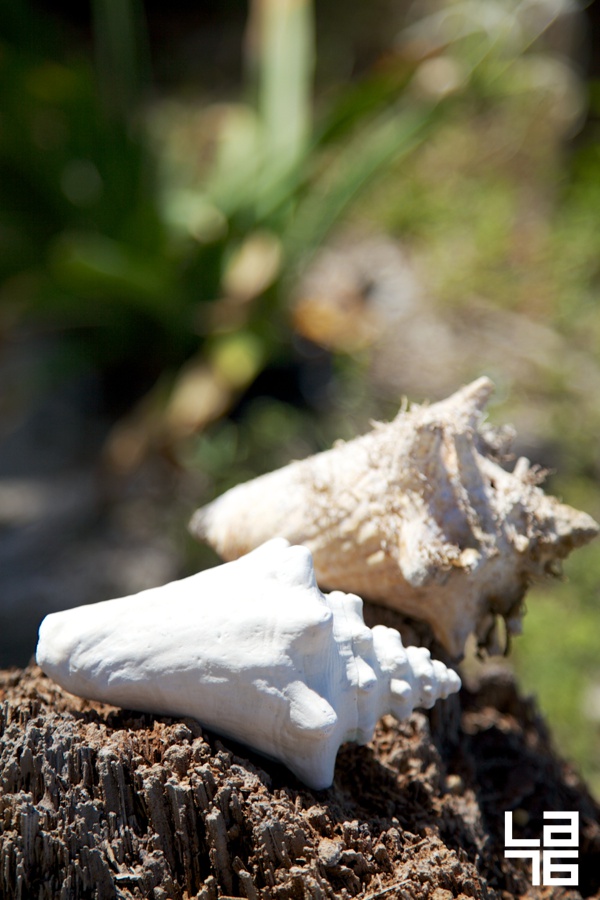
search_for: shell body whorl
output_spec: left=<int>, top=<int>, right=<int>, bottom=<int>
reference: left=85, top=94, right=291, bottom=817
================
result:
left=36, top=539, right=460, bottom=790
left=190, top=379, right=598, bottom=657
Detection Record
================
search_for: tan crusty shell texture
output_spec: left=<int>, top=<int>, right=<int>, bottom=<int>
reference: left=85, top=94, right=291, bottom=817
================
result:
left=190, top=378, right=598, bottom=658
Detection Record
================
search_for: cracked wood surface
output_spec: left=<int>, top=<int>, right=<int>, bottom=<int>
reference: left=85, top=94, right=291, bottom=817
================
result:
left=0, top=666, right=599, bottom=900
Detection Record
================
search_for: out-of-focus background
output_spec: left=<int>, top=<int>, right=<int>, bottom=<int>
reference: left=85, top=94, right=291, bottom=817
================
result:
left=1, top=0, right=599, bottom=792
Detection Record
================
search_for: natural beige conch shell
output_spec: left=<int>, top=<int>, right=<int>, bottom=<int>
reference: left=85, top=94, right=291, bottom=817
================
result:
left=190, top=378, right=598, bottom=657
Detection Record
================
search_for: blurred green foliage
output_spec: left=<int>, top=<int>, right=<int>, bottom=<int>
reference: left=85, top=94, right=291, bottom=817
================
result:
left=1, top=0, right=600, bottom=792
left=0, top=2, right=175, bottom=374
left=514, top=543, right=600, bottom=796
left=0, top=0, right=443, bottom=465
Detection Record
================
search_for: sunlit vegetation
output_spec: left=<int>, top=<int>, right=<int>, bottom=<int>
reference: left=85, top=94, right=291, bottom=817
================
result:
left=1, top=0, right=599, bottom=792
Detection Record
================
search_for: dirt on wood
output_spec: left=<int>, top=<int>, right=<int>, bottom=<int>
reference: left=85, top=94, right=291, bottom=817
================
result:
left=0, top=665, right=599, bottom=900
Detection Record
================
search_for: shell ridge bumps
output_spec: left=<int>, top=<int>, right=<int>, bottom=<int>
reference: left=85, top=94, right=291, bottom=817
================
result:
left=450, top=434, right=497, bottom=546
left=286, top=680, right=338, bottom=736
left=36, top=539, right=461, bottom=790
left=190, top=379, right=598, bottom=657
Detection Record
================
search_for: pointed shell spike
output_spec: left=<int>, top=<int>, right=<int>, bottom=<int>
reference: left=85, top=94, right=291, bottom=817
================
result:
left=190, top=380, right=598, bottom=658
left=36, top=539, right=460, bottom=790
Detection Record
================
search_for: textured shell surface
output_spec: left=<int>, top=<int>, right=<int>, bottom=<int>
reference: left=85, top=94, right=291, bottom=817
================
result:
left=36, top=538, right=460, bottom=790
left=190, top=379, right=599, bottom=658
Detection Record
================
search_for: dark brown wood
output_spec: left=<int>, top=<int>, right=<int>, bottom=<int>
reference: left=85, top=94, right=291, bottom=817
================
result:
left=0, top=666, right=599, bottom=900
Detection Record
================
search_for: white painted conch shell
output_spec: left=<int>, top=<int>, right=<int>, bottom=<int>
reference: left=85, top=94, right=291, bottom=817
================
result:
left=190, top=379, right=598, bottom=658
left=36, top=539, right=460, bottom=790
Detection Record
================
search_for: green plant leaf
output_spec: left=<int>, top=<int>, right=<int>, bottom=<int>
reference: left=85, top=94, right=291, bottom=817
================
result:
left=91, top=0, right=150, bottom=121
left=48, top=231, right=175, bottom=319
left=284, top=103, right=443, bottom=269
left=253, top=0, right=315, bottom=179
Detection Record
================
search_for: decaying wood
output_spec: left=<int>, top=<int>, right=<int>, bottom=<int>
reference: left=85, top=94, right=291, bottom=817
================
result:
left=1, top=666, right=599, bottom=900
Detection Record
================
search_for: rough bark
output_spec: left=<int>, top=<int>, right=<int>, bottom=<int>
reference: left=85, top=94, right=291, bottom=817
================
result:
left=1, top=666, right=599, bottom=900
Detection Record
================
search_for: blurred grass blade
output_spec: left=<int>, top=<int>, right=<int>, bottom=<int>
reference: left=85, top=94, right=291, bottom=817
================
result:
left=285, top=103, right=442, bottom=269
left=205, top=105, right=264, bottom=218
left=92, top=0, right=150, bottom=120
left=49, top=231, right=174, bottom=319
left=250, top=0, right=315, bottom=182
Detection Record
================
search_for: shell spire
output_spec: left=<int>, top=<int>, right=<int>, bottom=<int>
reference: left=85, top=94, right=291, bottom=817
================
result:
left=36, top=539, right=460, bottom=790
left=190, top=380, right=598, bottom=658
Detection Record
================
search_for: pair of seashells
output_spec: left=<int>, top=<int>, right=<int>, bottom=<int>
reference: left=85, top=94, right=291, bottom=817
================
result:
left=37, top=379, right=597, bottom=788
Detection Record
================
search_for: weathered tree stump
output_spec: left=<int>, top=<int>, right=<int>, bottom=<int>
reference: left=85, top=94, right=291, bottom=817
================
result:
left=0, top=666, right=599, bottom=900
